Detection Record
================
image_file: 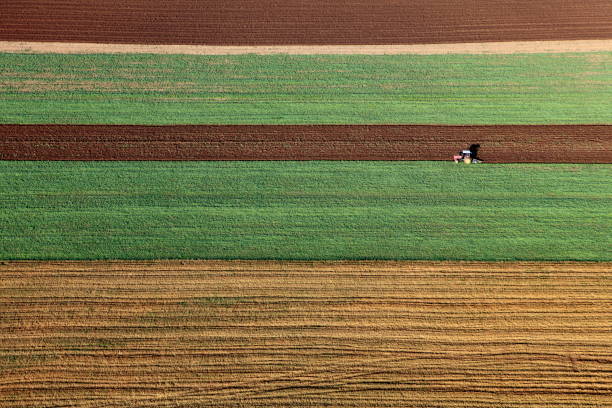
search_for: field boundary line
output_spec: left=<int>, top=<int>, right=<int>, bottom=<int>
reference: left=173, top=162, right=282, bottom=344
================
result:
left=3, top=260, right=611, bottom=270
left=1, top=40, right=611, bottom=55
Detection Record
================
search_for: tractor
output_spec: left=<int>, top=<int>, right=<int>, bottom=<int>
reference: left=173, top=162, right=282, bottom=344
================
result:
left=453, top=144, right=482, bottom=164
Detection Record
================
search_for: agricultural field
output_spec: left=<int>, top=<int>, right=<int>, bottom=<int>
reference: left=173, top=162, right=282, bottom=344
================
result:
left=0, top=52, right=610, bottom=125
left=1, top=260, right=610, bottom=408
left=1, top=1, right=611, bottom=407
left=1, top=161, right=610, bottom=261
left=1, top=124, right=610, bottom=162
left=1, top=0, right=611, bottom=45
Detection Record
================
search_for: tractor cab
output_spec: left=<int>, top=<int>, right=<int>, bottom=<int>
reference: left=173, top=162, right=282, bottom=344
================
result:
left=453, top=145, right=482, bottom=164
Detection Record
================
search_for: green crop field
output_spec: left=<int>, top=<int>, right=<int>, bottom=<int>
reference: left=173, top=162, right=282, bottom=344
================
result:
left=1, top=161, right=609, bottom=261
left=0, top=52, right=610, bottom=124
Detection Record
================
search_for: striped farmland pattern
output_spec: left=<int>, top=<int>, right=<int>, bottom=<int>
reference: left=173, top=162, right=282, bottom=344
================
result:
left=1, top=0, right=611, bottom=407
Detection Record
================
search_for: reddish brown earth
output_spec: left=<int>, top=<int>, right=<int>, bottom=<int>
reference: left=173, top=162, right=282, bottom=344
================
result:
left=1, top=125, right=610, bottom=163
left=1, top=0, right=611, bottom=45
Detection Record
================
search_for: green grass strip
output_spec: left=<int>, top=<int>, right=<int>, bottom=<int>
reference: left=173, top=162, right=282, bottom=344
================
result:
left=1, top=161, right=610, bottom=261
left=0, top=52, right=610, bottom=124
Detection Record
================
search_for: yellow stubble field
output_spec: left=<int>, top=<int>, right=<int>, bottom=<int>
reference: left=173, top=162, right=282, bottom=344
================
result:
left=1, top=261, right=610, bottom=407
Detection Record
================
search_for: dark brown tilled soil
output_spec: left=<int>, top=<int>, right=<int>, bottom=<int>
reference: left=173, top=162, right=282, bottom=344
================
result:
left=1, top=125, right=610, bottom=163
left=1, top=0, right=611, bottom=45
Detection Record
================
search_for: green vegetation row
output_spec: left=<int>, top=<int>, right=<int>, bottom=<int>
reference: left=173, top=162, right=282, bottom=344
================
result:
left=0, top=52, right=610, bottom=124
left=1, top=161, right=610, bottom=261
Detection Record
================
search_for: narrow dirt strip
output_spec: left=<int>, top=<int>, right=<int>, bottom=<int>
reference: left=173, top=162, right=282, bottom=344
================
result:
left=2, top=125, right=610, bottom=163
left=1, top=40, right=612, bottom=55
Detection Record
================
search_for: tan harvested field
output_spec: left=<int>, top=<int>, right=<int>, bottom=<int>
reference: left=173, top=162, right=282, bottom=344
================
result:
left=2, top=40, right=612, bottom=55
left=0, top=261, right=611, bottom=407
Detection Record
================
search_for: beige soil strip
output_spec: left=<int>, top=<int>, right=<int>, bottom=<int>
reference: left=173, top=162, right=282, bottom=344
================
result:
left=1, top=39, right=611, bottom=55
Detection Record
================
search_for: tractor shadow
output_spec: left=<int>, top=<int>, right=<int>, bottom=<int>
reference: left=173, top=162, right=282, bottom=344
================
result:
left=469, top=144, right=481, bottom=161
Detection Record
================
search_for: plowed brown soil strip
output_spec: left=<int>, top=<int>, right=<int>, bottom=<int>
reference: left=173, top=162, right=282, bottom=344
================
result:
left=1, top=0, right=611, bottom=45
left=1, top=261, right=610, bottom=407
left=1, top=125, right=610, bottom=163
